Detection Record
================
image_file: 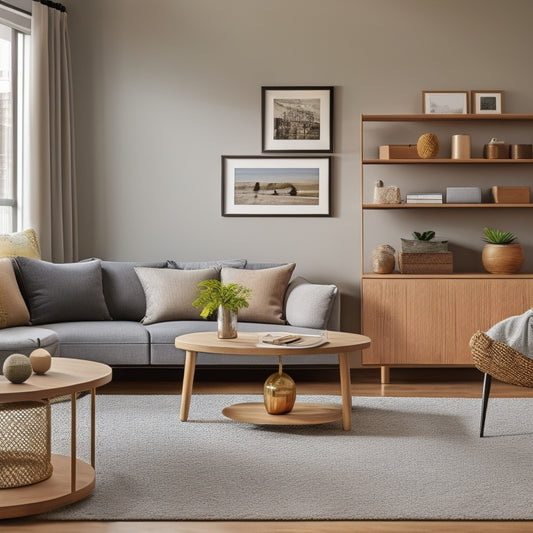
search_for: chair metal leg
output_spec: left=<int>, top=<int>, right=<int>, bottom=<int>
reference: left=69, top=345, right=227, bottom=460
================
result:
left=480, top=373, right=492, bottom=437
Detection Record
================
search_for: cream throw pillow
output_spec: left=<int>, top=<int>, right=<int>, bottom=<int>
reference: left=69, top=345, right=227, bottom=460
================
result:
left=220, top=263, right=295, bottom=324
left=0, top=229, right=40, bottom=259
left=0, top=258, right=30, bottom=328
left=135, top=266, right=219, bottom=324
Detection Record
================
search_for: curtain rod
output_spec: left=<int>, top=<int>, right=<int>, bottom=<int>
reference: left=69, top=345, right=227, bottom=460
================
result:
left=0, top=1, right=31, bottom=16
left=37, top=0, right=66, bottom=12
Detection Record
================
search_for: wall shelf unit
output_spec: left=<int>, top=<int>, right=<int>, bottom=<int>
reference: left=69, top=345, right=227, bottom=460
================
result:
left=360, top=114, right=533, bottom=383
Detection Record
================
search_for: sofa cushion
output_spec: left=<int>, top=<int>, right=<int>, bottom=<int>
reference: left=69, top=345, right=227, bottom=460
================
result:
left=220, top=263, right=295, bottom=324
left=44, top=321, right=150, bottom=365
left=284, top=276, right=338, bottom=329
left=99, top=260, right=167, bottom=321
left=167, top=259, right=246, bottom=270
left=0, top=326, right=59, bottom=367
left=0, top=258, right=30, bottom=328
left=0, top=228, right=40, bottom=259
left=135, top=266, right=219, bottom=324
left=15, top=257, right=111, bottom=325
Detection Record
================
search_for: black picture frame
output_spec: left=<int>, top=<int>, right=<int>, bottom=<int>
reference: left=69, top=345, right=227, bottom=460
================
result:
left=222, top=155, right=331, bottom=217
left=261, top=86, right=334, bottom=152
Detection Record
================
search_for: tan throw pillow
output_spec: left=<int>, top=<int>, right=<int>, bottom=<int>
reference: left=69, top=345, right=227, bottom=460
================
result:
left=220, top=263, right=295, bottom=324
left=0, top=229, right=40, bottom=259
left=0, top=258, right=30, bottom=328
left=135, top=266, right=219, bottom=325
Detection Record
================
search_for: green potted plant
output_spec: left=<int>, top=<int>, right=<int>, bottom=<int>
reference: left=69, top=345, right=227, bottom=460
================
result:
left=192, top=279, right=251, bottom=339
left=401, top=230, right=448, bottom=253
left=481, top=227, right=525, bottom=274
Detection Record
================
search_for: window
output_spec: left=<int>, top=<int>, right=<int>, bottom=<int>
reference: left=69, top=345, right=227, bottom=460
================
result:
left=0, top=6, right=30, bottom=234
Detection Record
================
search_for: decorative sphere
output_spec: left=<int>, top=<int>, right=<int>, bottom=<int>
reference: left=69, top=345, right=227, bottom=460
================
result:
left=417, top=132, right=440, bottom=159
left=3, top=353, right=33, bottom=383
left=30, top=348, right=52, bottom=374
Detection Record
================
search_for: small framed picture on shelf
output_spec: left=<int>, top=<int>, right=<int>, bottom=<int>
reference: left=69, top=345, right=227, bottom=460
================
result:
left=221, top=155, right=331, bottom=217
left=261, top=86, right=333, bottom=152
left=471, top=90, right=504, bottom=114
left=422, top=91, right=469, bottom=114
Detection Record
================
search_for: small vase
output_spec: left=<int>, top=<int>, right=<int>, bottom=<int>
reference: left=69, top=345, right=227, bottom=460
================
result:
left=371, top=244, right=396, bottom=274
left=217, top=305, right=237, bottom=339
left=264, top=357, right=296, bottom=414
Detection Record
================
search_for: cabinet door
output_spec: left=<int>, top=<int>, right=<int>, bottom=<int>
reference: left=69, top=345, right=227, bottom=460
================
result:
left=362, top=277, right=533, bottom=366
left=362, top=278, right=454, bottom=365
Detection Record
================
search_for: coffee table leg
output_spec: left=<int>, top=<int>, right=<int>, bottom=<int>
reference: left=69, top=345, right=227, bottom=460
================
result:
left=338, top=352, right=352, bottom=430
left=180, top=350, right=197, bottom=421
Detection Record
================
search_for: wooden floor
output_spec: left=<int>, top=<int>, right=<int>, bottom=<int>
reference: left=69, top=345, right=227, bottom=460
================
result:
left=4, top=367, right=533, bottom=533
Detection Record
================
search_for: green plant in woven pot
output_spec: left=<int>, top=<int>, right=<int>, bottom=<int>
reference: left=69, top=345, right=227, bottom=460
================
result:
left=192, top=279, right=251, bottom=339
left=481, top=227, right=524, bottom=274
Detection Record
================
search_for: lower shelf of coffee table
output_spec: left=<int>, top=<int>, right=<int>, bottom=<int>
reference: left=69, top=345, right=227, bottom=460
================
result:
left=0, top=454, right=95, bottom=519
left=222, top=402, right=342, bottom=425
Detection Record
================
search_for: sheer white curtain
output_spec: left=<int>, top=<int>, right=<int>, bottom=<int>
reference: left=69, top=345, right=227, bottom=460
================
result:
left=29, top=0, right=77, bottom=262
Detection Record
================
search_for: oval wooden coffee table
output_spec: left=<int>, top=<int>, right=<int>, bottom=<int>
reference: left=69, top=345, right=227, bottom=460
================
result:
left=175, top=331, right=371, bottom=431
left=0, top=357, right=112, bottom=519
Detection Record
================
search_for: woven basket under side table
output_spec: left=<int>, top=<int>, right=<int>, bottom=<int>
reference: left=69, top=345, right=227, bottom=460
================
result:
left=0, top=400, right=52, bottom=488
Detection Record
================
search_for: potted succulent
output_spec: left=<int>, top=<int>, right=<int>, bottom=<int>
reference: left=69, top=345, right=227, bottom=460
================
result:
left=192, top=279, right=251, bottom=339
left=481, top=227, right=525, bottom=274
left=401, top=230, right=448, bottom=253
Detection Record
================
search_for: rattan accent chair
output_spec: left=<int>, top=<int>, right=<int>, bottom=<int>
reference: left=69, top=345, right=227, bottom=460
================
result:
left=470, top=330, right=533, bottom=437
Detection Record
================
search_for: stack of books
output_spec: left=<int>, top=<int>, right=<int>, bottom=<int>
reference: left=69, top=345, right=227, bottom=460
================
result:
left=406, top=193, right=443, bottom=204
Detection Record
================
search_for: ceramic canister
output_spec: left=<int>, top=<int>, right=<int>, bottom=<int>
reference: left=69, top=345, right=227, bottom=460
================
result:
left=451, top=134, right=471, bottom=159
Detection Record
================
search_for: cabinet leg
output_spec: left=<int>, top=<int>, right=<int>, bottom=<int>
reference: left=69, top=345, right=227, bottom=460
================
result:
left=380, top=366, right=390, bottom=384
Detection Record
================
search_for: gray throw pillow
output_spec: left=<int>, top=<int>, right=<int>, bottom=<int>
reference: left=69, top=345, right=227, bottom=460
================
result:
left=284, top=276, right=338, bottom=329
left=167, top=259, right=247, bottom=270
left=135, top=266, right=219, bottom=324
left=100, top=260, right=167, bottom=321
left=15, top=257, right=111, bottom=325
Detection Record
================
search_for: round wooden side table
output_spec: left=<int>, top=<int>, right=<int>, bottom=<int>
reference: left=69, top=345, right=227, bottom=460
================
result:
left=0, top=357, right=112, bottom=519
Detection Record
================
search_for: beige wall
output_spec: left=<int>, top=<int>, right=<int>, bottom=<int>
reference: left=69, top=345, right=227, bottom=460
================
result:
left=65, top=0, right=533, bottom=332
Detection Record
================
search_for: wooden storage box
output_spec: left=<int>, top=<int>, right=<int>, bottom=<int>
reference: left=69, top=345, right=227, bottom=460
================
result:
left=379, top=145, right=420, bottom=159
left=398, top=252, right=453, bottom=274
left=491, top=186, right=530, bottom=204
left=483, top=143, right=509, bottom=159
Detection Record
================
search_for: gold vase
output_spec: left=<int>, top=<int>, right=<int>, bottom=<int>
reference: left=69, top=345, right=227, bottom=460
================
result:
left=263, top=357, right=296, bottom=414
left=217, top=305, right=237, bottom=339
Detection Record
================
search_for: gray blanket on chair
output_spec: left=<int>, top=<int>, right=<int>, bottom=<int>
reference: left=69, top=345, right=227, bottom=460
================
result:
left=486, top=309, right=533, bottom=359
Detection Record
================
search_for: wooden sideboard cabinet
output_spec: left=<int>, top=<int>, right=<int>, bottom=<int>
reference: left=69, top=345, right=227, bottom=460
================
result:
left=362, top=274, right=533, bottom=380
left=360, top=114, right=533, bottom=383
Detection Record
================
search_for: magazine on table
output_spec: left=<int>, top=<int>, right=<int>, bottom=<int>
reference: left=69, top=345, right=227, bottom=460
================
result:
left=257, top=332, right=329, bottom=349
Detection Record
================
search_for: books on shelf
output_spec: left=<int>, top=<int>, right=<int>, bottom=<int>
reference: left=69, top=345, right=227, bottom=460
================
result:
left=406, top=193, right=443, bottom=204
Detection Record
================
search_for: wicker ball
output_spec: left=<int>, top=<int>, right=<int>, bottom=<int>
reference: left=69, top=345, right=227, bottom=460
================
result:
left=417, top=133, right=440, bottom=159
left=3, top=353, right=33, bottom=384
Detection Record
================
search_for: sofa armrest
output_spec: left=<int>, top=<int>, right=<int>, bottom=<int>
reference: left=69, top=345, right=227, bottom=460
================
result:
left=284, top=276, right=339, bottom=330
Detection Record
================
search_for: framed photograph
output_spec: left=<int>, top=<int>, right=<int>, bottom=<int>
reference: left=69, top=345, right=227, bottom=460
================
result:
left=261, top=86, right=333, bottom=152
left=222, top=156, right=331, bottom=216
left=422, top=91, right=469, bottom=114
left=471, top=90, right=504, bottom=114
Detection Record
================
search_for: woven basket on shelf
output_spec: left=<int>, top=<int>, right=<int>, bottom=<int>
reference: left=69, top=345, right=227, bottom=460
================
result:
left=0, top=400, right=53, bottom=488
left=470, top=331, right=533, bottom=388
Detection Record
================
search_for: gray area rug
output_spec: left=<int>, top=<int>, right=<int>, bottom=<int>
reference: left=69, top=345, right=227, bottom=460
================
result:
left=41, top=394, right=533, bottom=521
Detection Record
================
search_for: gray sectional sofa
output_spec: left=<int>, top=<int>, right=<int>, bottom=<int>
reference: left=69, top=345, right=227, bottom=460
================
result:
left=0, top=257, right=340, bottom=371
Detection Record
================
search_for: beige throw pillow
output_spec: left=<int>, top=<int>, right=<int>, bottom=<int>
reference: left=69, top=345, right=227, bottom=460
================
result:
left=135, top=266, right=219, bottom=325
left=0, top=258, right=30, bottom=328
left=0, top=229, right=40, bottom=259
left=220, top=263, right=295, bottom=324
